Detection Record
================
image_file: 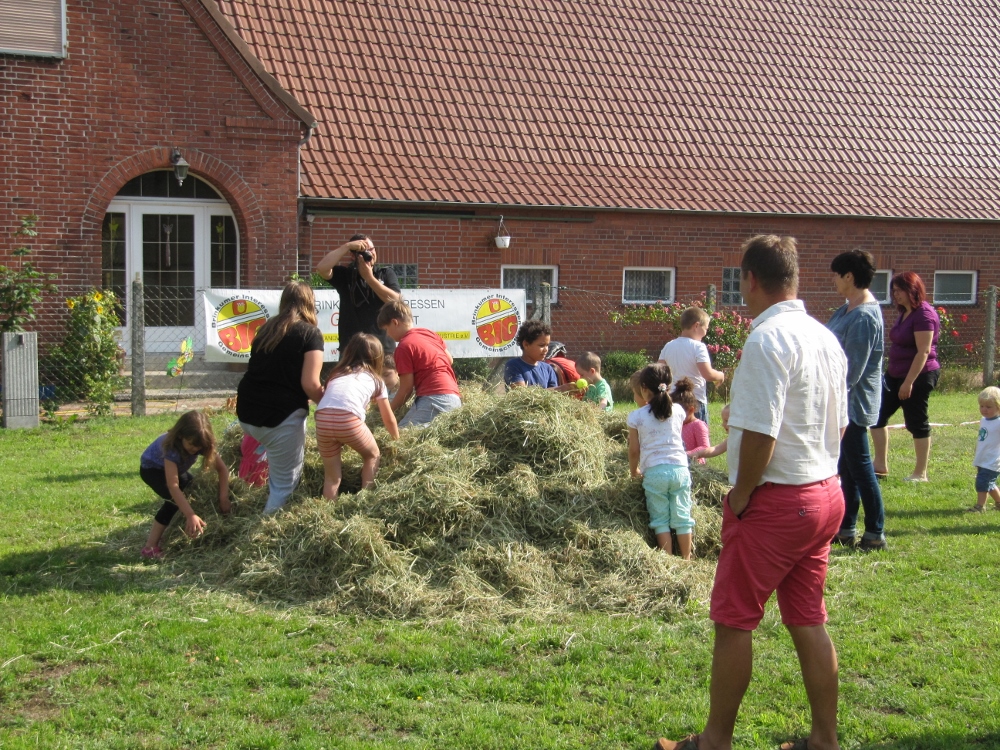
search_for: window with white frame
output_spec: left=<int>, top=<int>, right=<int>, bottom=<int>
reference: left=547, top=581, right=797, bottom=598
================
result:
left=721, top=267, right=743, bottom=306
left=622, top=267, right=675, bottom=304
left=870, top=270, right=892, bottom=304
left=501, top=265, right=558, bottom=303
left=933, top=271, right=977, bottom=305
left=0, top=0, right=66, bottom=57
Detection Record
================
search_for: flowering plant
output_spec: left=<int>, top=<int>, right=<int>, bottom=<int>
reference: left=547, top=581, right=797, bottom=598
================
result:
left=933, top=305, right=978, bottom=366
left=609, top=294, right=752, bottom=370
left=44, top=289, right=125, bottom=415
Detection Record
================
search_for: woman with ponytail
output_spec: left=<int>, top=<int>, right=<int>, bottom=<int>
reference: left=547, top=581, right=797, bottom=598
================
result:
left=626, top=362, right=695, bottom=558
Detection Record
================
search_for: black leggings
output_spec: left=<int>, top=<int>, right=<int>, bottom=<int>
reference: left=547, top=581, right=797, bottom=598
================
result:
left=873, top=369, right=939, bottom=439
left=140, top=466, right=193, bottom=526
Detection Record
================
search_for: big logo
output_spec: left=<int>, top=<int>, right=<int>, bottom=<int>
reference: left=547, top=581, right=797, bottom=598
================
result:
left=472, top=295, right=520, bottom=351
left=213, top=296, right=269, bottom=355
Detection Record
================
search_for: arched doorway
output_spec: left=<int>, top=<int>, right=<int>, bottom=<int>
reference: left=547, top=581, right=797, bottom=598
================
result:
left=102, top=171, right=239, bottom=352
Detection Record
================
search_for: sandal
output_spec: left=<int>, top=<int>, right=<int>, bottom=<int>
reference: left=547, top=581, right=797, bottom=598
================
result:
left=654, top=735, right=700, bottom=750
left=966, top=504, right=986, bottom=513
left=141, top=546, right=163, bottom=560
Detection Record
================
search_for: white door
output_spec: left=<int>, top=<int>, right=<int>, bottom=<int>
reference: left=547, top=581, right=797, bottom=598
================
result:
left=104, top=196, right=238, bottom=354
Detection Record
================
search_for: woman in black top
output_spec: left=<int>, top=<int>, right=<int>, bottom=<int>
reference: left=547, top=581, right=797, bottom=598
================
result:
left=237, top=281, right=325, bottom=514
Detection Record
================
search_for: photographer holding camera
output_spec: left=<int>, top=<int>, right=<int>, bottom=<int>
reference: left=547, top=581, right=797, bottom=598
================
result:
left=316, top=234, right=401, bottom=353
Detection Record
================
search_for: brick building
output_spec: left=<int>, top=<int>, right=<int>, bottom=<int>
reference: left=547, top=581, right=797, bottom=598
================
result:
left=4, top=0, right=1000, bottom=357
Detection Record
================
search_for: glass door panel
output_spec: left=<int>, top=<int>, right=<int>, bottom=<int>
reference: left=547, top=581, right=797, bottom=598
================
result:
left=101, top=212, right=127, bottom=323
left=210, top=215, right=238, bottom=288
left=142, top=213, right=195, bottom=327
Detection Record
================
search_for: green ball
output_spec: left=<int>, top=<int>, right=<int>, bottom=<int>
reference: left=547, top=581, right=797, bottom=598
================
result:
left=576, top=379, right=589, bottom=389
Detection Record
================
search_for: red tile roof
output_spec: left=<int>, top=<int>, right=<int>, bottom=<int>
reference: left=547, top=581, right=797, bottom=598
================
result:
left=214, top=0, right=1000, bottom=220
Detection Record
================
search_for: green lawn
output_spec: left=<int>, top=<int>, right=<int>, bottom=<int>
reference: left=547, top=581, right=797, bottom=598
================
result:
left=2, top=395, right=999, bottom=749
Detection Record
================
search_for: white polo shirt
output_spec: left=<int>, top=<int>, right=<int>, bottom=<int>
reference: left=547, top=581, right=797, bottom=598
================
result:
left=658, top=336, right=711, bottom=403
left=727, top=300, right=848, bottom=486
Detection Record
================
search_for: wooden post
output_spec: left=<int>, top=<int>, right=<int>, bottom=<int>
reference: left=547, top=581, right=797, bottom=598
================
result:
left=705, top=284, right=716, bottom=312
left=131, top=274, right=146, bottom=416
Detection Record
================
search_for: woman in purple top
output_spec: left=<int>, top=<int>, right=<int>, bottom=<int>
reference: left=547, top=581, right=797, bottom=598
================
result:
left=871, top=272, right=941, bottom=482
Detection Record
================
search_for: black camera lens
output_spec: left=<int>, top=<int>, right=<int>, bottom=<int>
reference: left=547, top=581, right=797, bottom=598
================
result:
left=359, top=250, right=373, bottom=262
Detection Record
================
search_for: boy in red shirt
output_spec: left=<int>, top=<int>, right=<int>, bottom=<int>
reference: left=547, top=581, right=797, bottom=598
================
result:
left=377, top=300, right=462, bottom=427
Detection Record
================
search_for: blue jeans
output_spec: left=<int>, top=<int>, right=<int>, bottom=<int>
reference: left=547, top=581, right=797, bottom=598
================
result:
left=694, top=401, right=709, bottom=425
left=975, top=466, right=1000, bottom=493
left=838, top=421, right=885, bottom=540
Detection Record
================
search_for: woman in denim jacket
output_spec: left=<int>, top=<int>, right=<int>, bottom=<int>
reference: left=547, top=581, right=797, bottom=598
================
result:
left=827, top=250, right=888, bottom=551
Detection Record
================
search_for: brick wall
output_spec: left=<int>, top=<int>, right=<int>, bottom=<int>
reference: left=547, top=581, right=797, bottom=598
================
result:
left=0, top=0, right=305, bottom=347
left=303, top=210, right=1000, bottom=358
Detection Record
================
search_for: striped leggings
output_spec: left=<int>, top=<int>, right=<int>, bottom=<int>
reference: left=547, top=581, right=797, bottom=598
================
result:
left=315, top=408, right=378, bottom=459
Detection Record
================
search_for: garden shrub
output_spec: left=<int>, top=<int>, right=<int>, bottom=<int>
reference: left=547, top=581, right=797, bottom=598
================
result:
left=601, top=350, right=651, bottom=381
left=452, top=357, right=491, bottom=382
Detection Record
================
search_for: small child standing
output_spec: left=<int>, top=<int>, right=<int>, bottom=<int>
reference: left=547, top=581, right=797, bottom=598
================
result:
left=627, top=363, right=694, bottom=558
left=139, top=411, right=230, bottom=559
left=671, top=378, right=710, bottom=464
left=968, top=386, right=1000, bottom=512
left=315, top=333, right=400, bottom=500
left=658, top=307, right=725, bottom=424
left=691, top=404, right=730, bottom=460
left=577, top=351, right=614, bottom=412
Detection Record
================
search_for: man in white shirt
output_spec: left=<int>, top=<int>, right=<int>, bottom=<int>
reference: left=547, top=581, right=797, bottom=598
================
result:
left=657, top=236, right=848, bottom=750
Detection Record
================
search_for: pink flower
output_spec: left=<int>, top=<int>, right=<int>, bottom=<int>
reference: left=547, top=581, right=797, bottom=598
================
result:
left=937, top=307, right=947, bottom=314
left=721, top=345, right=731, bottom=353
left=735, top=314, right=742, bottom=323
left=961, top=314, right=969, bottom=323
left=736, top=349, right=742, bottom=359
left=951, top=330, right=960, bottom=337
left=715, top=327, right=724, bottom=335
left=965, top=343, right=975, bottom=353
left=700, top=291, right=707, bottom=298
left=712, top=311, right=722, bottom=319
left=707, top=344, right=719, bottom=354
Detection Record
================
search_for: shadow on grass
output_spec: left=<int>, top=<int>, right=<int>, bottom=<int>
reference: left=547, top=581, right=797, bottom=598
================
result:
left=42, top=470, right=136, bottom=483
left=888, top=522, right=1000, bottom=538
left=888, top=508, right=969, bottom=519
left=860, top=730, right=1000, bottom=749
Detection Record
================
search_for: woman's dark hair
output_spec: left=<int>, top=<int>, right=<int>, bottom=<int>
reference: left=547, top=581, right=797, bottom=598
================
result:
left=516, top=319, right=552, bottom=348
left=252, top=281, right=318, bottom=354
left=891, top=271, right=926, bottom=312
left=163, top=410, right=216, bottom=467
left=830, top=249, right=877, bottom=289
left=637, top=362, right=674, bottom=421
left=671, top=378, right=697, bottom=414
left=326, top=333, right=385, bottom=390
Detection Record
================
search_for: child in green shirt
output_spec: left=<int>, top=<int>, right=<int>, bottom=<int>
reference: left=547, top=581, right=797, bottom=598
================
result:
left=577, top=351, right=614, bottom=412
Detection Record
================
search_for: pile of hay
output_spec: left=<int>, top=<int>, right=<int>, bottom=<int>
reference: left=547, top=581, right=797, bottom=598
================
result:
left=183, top=387, right=730, bottom=620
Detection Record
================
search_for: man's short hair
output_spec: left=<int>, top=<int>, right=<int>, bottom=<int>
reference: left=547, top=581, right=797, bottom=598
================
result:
left=741, top=235, right=799, bottom=294
left=830, top=249, right=877, bottom=290
left=376, top=299, right=413, bottom=328
left=515, top=320, right=551, bottom=348
left=680, top=307, right=710, bottom=330
left=576, top=351, right=602, bottom=373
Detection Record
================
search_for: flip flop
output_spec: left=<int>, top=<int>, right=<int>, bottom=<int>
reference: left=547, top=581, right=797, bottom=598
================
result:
left=654, top=735, right=701, bottom=750
left=873, top=471, right=889, bottom=479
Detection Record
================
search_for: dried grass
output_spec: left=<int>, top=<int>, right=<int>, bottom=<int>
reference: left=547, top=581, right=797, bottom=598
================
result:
left=180, top=387, right=730, bottom=621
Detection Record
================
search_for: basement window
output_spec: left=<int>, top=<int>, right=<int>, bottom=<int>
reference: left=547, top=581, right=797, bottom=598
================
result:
left=933, top=271, right=977, bottom=305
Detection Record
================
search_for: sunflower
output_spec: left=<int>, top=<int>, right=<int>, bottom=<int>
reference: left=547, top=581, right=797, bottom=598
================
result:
left=67, top=299, right=75, bottom=309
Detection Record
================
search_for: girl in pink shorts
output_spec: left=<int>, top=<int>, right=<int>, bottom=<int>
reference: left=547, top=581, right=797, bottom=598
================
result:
left=315, top=334, right=400, bottom=499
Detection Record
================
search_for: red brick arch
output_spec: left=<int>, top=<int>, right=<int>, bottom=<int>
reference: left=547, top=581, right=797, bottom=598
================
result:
left=81, top=147, right=265, bottom=279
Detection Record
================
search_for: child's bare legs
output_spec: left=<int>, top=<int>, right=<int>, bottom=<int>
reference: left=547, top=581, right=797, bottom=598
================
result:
left=676, top=532, right=693, bottom=560
left=321, top=450, right=343, bottom=500
left=358, top=443, right=381, bottom=489
left=992, top=487, right=1000, bottom=508
left=144, top=521, right=167, bottom=550
left=655, top=531, right=673, bottom=554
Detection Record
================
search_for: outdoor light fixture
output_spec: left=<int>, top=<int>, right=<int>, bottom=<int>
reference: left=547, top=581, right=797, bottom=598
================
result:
left=170, top=148, right=190, bottom=186
left=494, top=215, right=511, bottom=249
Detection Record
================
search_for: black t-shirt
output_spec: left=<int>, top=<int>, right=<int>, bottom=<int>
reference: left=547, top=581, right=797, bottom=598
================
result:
left=236, top=320, right=325, bottom=427
left=329, top=264, right=401, bottom=352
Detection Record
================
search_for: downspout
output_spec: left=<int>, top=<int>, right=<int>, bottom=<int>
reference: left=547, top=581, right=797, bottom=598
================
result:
left=296, top=124, right=316, bottom=275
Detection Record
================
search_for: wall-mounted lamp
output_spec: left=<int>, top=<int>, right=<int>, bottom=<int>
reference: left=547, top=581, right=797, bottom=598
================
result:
left=494, top=215, right=511, bottom=249
left=170, top=148, right=190, bottom=186
left=305, top=213, right=316, bottom=225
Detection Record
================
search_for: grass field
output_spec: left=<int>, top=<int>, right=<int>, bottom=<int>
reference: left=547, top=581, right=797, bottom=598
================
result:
left=2, top=393, right=999, bottom=749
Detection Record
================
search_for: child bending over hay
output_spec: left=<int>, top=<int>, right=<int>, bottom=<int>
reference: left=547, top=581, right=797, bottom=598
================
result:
left=627, top=363, right=695, bottom=559
left=671, top=378, right=710, bottom=464
left=315, top=333, right=400, bottom=499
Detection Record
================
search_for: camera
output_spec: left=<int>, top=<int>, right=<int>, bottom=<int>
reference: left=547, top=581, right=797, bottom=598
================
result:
left=354, top=249, right=373, bottom=262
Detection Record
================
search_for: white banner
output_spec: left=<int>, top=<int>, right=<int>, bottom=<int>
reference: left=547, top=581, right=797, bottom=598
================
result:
left=202, top=288, right=526, bottom=362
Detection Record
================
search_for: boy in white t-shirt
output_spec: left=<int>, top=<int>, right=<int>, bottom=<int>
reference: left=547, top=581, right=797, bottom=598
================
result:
left=657, top=307, right=725, bottom=424
left=968, top=386, right=1000, bottom=512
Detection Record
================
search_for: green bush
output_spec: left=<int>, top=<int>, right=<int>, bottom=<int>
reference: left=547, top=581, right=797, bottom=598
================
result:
left=601, top=350, right=651, bottom=381
left=0, top=214, right=57, bottom=333
left=452, top=357, right=492, bottom=382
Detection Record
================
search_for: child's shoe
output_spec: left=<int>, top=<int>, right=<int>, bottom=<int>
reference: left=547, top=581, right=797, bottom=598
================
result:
left=966, top=504, right=986, bottom=513
left=141, top=546, right=164, bottom=560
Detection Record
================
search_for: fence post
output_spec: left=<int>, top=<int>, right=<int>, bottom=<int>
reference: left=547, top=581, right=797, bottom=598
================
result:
left=705, top=284, right=716, bottom=312
left=985, top=286, right=997, bottom=387
left=538, top=282, right=552, bottom=325
left=131, top=274, right=146, bottom=416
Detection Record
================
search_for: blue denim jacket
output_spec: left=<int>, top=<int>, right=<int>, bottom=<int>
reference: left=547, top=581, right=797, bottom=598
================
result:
left=827, top=301, right=884, bottom=427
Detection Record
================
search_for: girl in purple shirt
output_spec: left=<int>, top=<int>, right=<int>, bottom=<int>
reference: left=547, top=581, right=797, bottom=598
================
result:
left=871, top=272, right=941, bottom=482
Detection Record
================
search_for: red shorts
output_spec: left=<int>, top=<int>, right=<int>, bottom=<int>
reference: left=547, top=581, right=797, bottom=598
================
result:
left=710, top=477, right=843, bottom=630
